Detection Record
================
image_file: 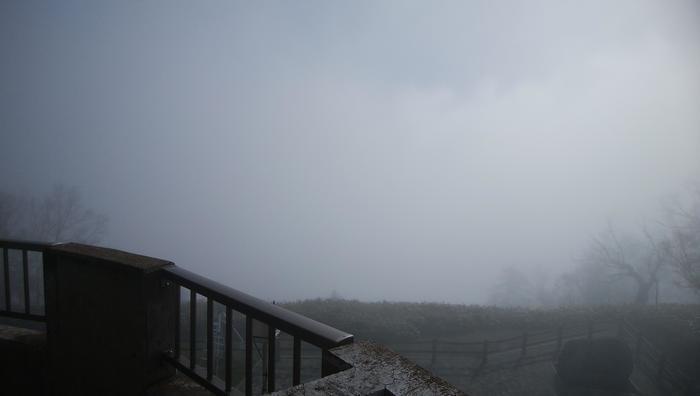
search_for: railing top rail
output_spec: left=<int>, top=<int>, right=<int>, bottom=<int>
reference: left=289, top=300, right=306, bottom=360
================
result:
left=162, top=265, right=354, bottom=350
left=0, top=239, right=57, bottom=251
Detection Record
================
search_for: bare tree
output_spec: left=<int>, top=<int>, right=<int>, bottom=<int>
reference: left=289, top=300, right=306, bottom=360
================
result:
left=554, top=259, right=620, bottom=305
left=662, top=184, right=700, bottom=292
left=489, top=266, right=534, bottom=307
left=582, top=222, right=667, bottom=305
left=0, top=185, right=107, bottom=244
left=0, top=191, right=23, bottom=239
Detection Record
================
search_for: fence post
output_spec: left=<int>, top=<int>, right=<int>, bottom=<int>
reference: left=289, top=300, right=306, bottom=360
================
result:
left=481, top=340, right=489, bottom=366
left=635, top=334, right=643, bottom=362
left=555, top=325, right=563, bottom=357
left=430, top=338, right=437, bottom=369
left=520, top=332, right=528, bottom=358
left=616, top=321, right=622, bottom=338
left=587, top=321, right=593, bottom=340
left=657, top=354, right=666, bottom=385
left=683, top=379, right=696, bottom=396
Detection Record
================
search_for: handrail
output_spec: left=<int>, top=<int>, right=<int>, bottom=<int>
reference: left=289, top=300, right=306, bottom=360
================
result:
left=160, top=265, right=354, bottom=395
left=163, top=266, right=353, bottom=349
left=0, top=239, right=55, bottom=251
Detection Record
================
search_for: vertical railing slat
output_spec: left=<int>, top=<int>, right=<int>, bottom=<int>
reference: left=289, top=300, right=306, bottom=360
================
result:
left=206, top=297, right=213, bottom=381
left=22, top=250, right=29, bottom=314
left=267, top=326, right=275, bottom=392
left=225, top=306, right=233, bottom=393
left=190, top=289, right=197, bottom=370
left=174, top=285, right=181, bottom=360
left=293, top=336, right=301, bottom=386
left=3, top=248, right=9, bottom=311
left=155, top=270, right=353, bottom=395
left=245, top=316, right=253, bottom=396
left=321, top=348, right=332, bottom=377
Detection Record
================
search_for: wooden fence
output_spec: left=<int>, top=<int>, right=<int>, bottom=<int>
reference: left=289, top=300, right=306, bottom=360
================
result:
left=387, top=320, right=696, bottom=394
left=389, top=322, right=608, bottom=369
left=617, top=319, right=696, bottom=395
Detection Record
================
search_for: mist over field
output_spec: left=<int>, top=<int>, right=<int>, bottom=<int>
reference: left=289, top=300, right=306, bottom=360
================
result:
left=2, top=1, right=699, bottom=304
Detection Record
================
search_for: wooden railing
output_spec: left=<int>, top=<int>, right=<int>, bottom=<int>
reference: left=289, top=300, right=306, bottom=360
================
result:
left=391, top=324, right=612, bottom=375
left=1, top=239, right=355, bottom=395
left=618, top=319, right=696, bottom=395
left=0, top=240, right=53, bottom=323
left=161, top=266, right=354, bottom=395
left=390, top=319, right=696, bottom=394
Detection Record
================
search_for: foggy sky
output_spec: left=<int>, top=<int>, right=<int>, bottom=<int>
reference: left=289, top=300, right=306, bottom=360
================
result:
left=2, top=1, right=699, bottom=303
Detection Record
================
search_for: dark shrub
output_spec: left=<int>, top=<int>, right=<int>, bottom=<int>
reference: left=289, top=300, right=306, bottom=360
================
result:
left=556, top=337, right=633, bottom=391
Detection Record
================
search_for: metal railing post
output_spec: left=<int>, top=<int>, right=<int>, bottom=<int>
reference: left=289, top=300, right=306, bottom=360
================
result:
left=22, top=250, right=29, bottom=314
left=245, top=316, right=252, bottom=396
left=3, top=248, right=9, bottom=311
left=174, top=285, right=180, bottom=360
left=190, top=289, right=197, bottom=370
left=293, top=336, right=301, bottom=386
left=224, top=307, right=233, bottom=393
left=268, top=326, right=276, bottom=392
left=206, top=297, right=214, bottom=381
left=156, top=264, right=354, bottom=395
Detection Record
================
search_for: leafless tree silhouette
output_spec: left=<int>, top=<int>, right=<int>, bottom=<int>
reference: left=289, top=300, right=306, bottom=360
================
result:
left=663, top=183, right=700, bottom=292
left=582, top=222, right=667, bottom=305
left=0, top=185, right=107, bottom=244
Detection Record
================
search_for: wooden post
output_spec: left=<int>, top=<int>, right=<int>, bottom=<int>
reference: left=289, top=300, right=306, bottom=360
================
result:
left=42, top=244, right=176, bottom=394
left=555, top=325, right=563, bottom=356
left=683, top=380, right=696, bottom=396
left=617, top=320, right=624, bottom=338
left=657, top=354, right=666, bottom=385
left=481, top=340, right=489, bottom=366
left=655, top=279, right=659, bottom=306
left=587, top=321, right=593, bottom=340
left=520, top=332, right=528, bottom=357
left=430, top=338, right=437, bottom=369
left=635, top=334, right=643, bottom=362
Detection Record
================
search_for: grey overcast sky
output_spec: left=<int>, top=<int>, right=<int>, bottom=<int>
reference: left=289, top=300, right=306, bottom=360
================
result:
left=2, top=1, right=699, bottom=303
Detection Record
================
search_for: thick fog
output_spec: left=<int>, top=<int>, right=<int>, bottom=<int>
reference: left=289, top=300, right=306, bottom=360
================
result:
left=2, top=1, right=699, bottom=303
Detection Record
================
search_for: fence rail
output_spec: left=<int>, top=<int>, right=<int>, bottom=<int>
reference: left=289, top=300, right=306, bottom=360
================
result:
left=0, top=239, right=53, bottom=323
left=618, top=319, right=695, bottom=395
left=390, top=319, right=696, bottom=395
left=161, top=266, right=353, bottom=396
left=398, top=322, right=613, bottom=372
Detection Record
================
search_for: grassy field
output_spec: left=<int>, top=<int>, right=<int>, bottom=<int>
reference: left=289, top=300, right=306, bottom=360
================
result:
left=283, top=299, right=698, bottom=341
left=282, top=299, right=700, bottom=394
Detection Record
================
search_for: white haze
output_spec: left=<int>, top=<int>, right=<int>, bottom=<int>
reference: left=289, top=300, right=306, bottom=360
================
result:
left=1, top=1, right=699, bottom=303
